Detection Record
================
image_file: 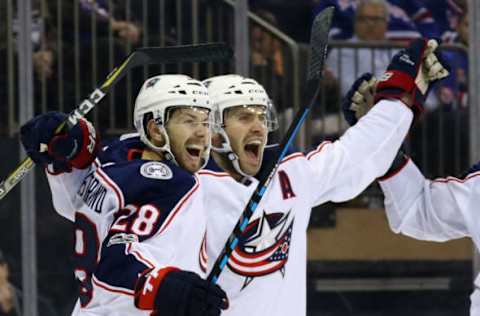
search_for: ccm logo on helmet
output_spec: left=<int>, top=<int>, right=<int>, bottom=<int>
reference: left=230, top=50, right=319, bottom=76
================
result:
left=190, top=90, right=208, bottom=95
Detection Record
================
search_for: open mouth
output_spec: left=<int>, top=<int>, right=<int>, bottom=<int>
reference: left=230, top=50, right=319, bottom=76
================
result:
left=244, top=140, right=261, bottom=162
left=186, top=144, right=203, bottom=159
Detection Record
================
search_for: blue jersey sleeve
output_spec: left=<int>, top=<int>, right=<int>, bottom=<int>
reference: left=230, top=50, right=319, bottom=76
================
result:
left=101, top=159, right=197, bottom=240
left=92, top=159, right=198, bottom=292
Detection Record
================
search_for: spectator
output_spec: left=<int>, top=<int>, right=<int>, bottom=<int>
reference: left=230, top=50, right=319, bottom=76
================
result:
left=0, top=0, right=75, bottom=115
left=0, top=250, right=58, bottom=316
left=250, top=9, right=287, bottom=134
left=50, top=0, right=141, bottom=46
left=0, top=251, right=20, bottom=316
left=409, top=2, right=469, bottom=178
left=435, top=2, right=468, bottom=109
left=425, top=0, right=466, bottom=41
left=386, top=0, right=439, bottom=41
left=312, top=0, right=438, bottom=40
left=326, top=0, right=397, bottom=97
left=250, top=10, right=285, bottom=93
left=313, top=0, right=399, bottom=142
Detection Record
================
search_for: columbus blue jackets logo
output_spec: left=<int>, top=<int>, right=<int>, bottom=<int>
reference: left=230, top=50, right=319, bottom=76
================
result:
left=227, top=210, right=294, bottom=289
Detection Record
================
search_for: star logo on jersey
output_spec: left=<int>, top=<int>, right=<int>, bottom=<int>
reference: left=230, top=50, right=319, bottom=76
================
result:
left=227, top=210, right=294, bottom=289
left=198, top=232, right=208, bottom=273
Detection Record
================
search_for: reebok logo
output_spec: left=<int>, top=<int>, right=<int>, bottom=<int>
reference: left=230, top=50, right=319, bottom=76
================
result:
left=399, top=54, right=415, bottom=66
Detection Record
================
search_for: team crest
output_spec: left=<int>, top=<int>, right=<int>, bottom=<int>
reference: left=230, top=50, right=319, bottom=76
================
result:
left=227, top=210, right=294, bottom=289
left=140, top=162, right=173, bottom=180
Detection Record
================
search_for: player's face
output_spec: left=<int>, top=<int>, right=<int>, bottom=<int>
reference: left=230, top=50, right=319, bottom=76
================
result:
left=166, top=107, right=211, bottom=173
left=223, top=105, right=268, bottom=176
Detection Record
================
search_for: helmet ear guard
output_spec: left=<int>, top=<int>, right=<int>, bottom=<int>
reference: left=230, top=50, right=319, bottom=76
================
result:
left=134, top=74, right=213, bottom=169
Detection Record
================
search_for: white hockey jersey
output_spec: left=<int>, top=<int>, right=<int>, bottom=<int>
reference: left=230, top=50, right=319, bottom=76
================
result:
left=200, top=99, right=413, bottom=316
left=379, top=158, right=480, bottom=316
left=47, top=137, right=208, bottom=316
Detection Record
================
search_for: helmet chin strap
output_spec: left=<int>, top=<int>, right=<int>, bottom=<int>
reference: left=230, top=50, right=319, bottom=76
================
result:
left=211, top=129, right=251, bottom=178
left=141, top=124, right=179, bottom=166
left=142, top=123, right=211, bottom=170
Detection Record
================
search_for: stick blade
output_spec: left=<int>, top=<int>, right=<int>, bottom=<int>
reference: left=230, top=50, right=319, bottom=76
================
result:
left=137, top=43, right=234, bottom=65
left=307, top=7, right=334, bottom=81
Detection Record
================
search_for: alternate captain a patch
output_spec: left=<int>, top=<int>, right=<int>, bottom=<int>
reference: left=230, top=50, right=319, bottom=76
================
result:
left=227, top=210, right=294, bottom=289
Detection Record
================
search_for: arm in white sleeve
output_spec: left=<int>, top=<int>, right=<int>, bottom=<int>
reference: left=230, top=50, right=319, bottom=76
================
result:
left=46, top=164, right=96, bottom=221
left=307, top=99, right=413, bottom=205
left=379, top=159, right=473, bottom=241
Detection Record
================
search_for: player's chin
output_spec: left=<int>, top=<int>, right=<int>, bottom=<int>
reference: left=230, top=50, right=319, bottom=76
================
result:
left=239, top=156, right=262, bottom=176
left=179, top=154, right=203, bottom=173
left=181, top=161, right=201, bottom=173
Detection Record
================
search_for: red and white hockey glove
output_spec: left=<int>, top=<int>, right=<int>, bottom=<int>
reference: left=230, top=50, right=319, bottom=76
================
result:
left=20, top=111, right=99, bottom=173
left=375, top=38, right=449, bottom=118
left=135, top=267, right=228, bottom=316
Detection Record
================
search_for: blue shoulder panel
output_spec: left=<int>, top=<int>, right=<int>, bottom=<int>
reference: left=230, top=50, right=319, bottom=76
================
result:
left=94, top=243, right=149, bottom=291
left=204, top=156, right=223, bottom=172
left=101, top=159, right=197, bottom=241
left=98, top=134, right=145, bottom=165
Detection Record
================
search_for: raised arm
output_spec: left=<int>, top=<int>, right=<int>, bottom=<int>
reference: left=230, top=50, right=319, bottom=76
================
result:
left=307, top=39, right=448, bottom=205
left=20, top=111, right=99, bottom=221
left=379, top=158, right=475, bottom=241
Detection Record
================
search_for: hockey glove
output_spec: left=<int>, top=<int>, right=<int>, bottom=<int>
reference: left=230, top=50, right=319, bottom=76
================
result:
left=342, top=72, right=377, bottom=126
left=20, top=111, right=99, bottom=173
left=135, top=267, right=229, bottom=316
left=375, top=38, right=449, bottom=117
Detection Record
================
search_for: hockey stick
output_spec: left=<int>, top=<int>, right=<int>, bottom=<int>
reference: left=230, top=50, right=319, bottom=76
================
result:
left=0, top=43, right=233, bottom=201
left=207, top=7, right=334, bottom=284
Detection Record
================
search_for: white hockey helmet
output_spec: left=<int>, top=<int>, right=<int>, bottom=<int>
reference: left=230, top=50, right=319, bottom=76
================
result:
left=134, top=74, right=213, bottom=166
left=202, top=74, right=278, bottom=177
left=203, top=75, right=278, bottom=132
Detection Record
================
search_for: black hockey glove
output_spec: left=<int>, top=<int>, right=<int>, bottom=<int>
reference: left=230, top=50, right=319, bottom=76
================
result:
left=135, top=267, right=229, bottom=316
left=20, top=111, right=99, bottom=173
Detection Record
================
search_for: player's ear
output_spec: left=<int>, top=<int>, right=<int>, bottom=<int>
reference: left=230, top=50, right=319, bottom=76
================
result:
left=146, top=119, right=165, bottom=146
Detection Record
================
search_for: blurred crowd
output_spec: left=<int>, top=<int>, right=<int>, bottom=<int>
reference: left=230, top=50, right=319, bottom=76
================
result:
left=314, top=0, right=468, bottom=110
left=309, top=0, right=470, bottom=178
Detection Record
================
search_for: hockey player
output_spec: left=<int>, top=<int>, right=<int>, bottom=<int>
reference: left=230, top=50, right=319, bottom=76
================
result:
left=377, top=151, right=480, bottom=316
left=20, top=75, right=228, bottom=315
left=344, top=64, right=480, bottom=316
left=195, top=38, right=448, bottom=315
